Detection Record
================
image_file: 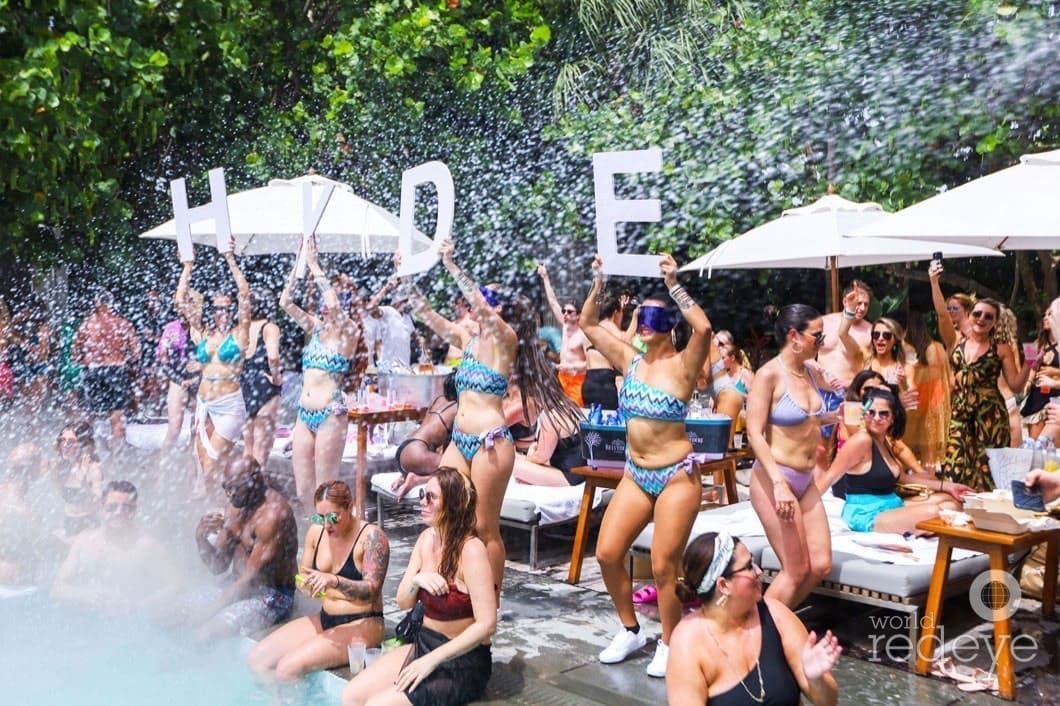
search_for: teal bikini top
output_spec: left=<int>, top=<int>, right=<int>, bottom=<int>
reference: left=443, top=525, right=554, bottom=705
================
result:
left=618, top=355, right=688, bottom=422
left=195, top=333, right=242, bottom=365
left=453, top=338, right=508, bottom=398
left=302, top=330, right=349, bottom=374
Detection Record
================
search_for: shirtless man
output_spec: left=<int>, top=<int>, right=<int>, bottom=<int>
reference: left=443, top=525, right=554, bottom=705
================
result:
left=51, top=481, right=179, bottom=613
left=537, top=263, right=588, bottom=406
left=816, top=280, right=872, bottom=389
left=191, top=457, right=299, bottom=640
left=445, top=294, right=480, bottom=364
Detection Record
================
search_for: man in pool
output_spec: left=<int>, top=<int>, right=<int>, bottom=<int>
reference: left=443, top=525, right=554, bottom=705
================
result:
left=190, top=457, right=299, bottom=640
left=51, top=480, right=179, bottom=613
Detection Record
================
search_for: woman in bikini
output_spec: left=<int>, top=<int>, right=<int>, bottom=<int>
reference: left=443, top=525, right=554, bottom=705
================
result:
left=746, top=303, right=833, bottom=609
left=248, top=480, right=389, bottom=681
left=175, top=245, right=252, bottom=500
left=342, top=467, right=495, bottom=706
left=52, top=422, right=104, bottom=541
left=241, top=289, right=284, bottom=467
left=280, top=239, right=364, bottom=514
left=580, top=253, right=713, bottom=678
left=405, top=239, right=579, bottom=585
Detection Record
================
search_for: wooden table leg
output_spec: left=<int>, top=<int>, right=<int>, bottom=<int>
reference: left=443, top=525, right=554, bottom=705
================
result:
left=355, top=422, right=369, bottom=519
left=567, top=478, right=597, bottom=584
left=723, top=459, right=737, bottom=505
left=988, top=547, right=1016, bottom=700
left=1043, top=537, right=1058, bottom=618
left=915, top=537, right=954, bottom=675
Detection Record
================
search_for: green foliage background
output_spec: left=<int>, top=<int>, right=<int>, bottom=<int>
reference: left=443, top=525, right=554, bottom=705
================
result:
left=2, top=0, right=1057, bottom=330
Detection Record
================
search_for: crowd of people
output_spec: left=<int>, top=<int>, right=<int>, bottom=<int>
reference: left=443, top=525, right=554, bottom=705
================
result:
left=5, top=240, right=1060, bottom=706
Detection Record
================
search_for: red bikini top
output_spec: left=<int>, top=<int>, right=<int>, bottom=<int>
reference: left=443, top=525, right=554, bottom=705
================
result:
left=418, top=584, right=474, bottom=621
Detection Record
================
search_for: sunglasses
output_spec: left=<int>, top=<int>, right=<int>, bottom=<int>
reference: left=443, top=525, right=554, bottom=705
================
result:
left=865, top=409, right=892, bottom=420
left=971, top=310, right=995, bottom=321
left=103, top=501, right=135, bottom=514
left=562, top=308, right=578, bottom=315
left=804, top=330, right=825, bottom=346
left=311, top=512, right=340, bottom=525
left=419, top=488, right=439, bottom=504
left=871, top=330, right=894, bottom=341
left=946, top=305, right=962, bottom=314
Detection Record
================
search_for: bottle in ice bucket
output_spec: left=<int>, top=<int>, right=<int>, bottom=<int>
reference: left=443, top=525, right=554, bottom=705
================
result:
left=688, top=391, right=704, bottom=419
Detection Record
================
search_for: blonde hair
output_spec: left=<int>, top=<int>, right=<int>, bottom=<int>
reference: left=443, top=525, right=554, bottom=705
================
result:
left=996, top=304, right=1018, bottom=348
left=868, top=317, right=905, bottom=363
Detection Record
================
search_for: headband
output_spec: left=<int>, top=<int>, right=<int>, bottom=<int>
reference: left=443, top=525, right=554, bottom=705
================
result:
left=697, top=533, right=735, bottom=596
left=479, top=286, right=508, bottom=308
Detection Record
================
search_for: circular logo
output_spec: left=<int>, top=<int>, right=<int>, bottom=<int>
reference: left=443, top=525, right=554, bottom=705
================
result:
left=968, top=570, right=1022, bottom=622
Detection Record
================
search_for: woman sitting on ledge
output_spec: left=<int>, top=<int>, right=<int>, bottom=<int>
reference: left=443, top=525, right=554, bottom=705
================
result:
left=248, top=480, right=389, bottom=681
left=817, top=387, right=970, bottom=534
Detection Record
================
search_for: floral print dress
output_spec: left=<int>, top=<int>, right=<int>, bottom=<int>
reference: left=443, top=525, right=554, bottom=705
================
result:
left=942, top=341, right=1009, bottom=489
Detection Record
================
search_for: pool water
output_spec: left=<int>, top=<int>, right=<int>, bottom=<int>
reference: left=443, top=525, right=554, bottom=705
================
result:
left=0, top=595, right=343, bottom=706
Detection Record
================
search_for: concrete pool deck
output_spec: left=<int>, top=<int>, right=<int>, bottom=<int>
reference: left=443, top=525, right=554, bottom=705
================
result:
left=298, top=502, right=1059, bottom=705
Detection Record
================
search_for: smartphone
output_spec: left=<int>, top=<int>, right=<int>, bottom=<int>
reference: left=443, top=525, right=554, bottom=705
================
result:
left=932, top=251, right=943, bottom=267
left=1011, top=479, right=1046, bottom=512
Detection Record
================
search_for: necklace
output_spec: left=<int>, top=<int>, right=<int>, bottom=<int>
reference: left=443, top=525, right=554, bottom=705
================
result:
left=705, top=623, right=766, bottom=703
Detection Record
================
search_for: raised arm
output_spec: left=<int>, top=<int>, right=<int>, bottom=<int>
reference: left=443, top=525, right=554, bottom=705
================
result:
left=174, top=260, right=203, bottom=333
left=579, top=254, right=636, bottom=373
left=928, top=261, right=958, bottom=351
left=662, top=254, right=713, bottom=377
left=224, top=249, right=252, bottom=344
left=305, top=237, right=342, bottom=321
left=836, top=290, right=865, bottom=369
left=279, top=245, right=316, bottom=332
left=438, top=237, right=515, bottom=351
left=366, top=277, right=398, bottom=311
left=536, top=263, right=564, bottom=325
left=408, top=287, right=468, bottom=350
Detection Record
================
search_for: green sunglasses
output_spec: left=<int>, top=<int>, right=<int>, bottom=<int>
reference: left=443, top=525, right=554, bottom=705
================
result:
left=311, top=512, right=340, bottom=525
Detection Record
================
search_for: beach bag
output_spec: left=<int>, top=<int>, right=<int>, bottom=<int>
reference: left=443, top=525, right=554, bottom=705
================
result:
left=395, top=601, right=424, bottom=643
left=1019, top=542, right=1060, bottom=601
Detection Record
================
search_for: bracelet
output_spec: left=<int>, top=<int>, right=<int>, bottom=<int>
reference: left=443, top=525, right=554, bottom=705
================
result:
left=454, top=269, right=477, bottom=301
left=842, top=309, right=856, bottom=320
left=669, top=284, right=695, bottom=311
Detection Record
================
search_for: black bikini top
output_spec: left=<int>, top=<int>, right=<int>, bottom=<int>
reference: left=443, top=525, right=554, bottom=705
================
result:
left=312, top=522, right=371, bottom=581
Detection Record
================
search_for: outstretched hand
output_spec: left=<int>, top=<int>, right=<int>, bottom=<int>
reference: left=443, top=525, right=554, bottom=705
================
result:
left=842, top=289, right=858, bottom=314
left=659, top=253, right=678, bottom=288
left=928, top=260, right=943, bottom=280
left=438, top=237, right=455, bottom=264
left=536, top=262, right=549, bottom=280
left=591, top=253, right=604, bottom=278
left=801, top=629, right=842, bottom=681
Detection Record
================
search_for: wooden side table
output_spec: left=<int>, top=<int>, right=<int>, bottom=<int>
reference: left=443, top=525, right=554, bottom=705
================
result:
left=347, top=406, right=426, bottom=519
left=566, top=450, right=751, bottom=585
left=913, top=517, right=1059, bottom=700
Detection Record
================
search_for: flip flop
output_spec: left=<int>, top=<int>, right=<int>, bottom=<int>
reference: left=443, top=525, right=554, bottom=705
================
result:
left=632, top=584, right=658, bottom=604
left=956, top=669, right=999, bottom=693
left=933, top=657, right=996, bottom=691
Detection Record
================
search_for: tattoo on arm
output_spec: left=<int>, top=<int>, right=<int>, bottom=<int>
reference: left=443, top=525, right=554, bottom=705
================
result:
left=332, top=529, right=389, bottom=602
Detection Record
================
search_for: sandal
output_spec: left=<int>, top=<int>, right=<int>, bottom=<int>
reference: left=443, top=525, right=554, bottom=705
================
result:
left=632, top=584, right=659, bottom=605
left=957, top=669, right=998, bottom=693
left=933, top=657, right=997, bottom=692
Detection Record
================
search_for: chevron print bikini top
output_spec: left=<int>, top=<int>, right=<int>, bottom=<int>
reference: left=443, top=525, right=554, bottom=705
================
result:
left=618, top=355, right=688, bottom=422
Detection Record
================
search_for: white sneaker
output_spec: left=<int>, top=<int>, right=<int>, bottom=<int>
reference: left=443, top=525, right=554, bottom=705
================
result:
left=645, top=640, right=669, bottom=677
left=599, top=627, right=648, bottom=664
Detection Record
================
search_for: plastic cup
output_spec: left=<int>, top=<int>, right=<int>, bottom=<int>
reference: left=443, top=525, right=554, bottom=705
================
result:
left=1024, top=343, right=1040, bottom=367
left=364, top=647, right=382, bottom=667
left=732, top=432, right=744, bottom=449
left=843, top=401, right=864, bottom=427
left=347, top=641, right=366, bottom=675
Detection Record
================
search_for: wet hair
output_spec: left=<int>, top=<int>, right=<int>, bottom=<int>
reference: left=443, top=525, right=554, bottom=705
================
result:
left=500, top=292, right=584, bottom=432
left=676, top=532, right=740, bottom=603
left=862, top=387, right=906, bottom=439
left=869, top=317, right=905, bottom=362
left=773, top=303, right=821, bottom=343
left=251, top=288, right=276, bottom=321
left=845, top=370, right=887, bottom=402
left=844, top=279, right=873, bottom=299
left=314, top=480, right=353, bottom=509
left=948, top=292, right=975, bottom=314
left=434, top=467, right=478, bottom=581
left=103, top=480, right=138, bottom=503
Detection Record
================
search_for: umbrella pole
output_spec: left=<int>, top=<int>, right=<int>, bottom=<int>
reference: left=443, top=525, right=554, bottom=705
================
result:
left=828, top=257, right=841, bottom=313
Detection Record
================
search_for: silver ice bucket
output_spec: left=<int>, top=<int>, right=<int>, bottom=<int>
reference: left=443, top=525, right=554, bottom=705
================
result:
left=377, top=369, right=451, bottom=408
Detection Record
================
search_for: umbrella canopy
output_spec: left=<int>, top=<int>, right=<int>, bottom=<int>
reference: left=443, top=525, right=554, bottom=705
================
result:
left=139, top=174, right=432, bottom=256
left=850, top=149, right=1060, bottom=249
left=681, top=194, right=1001, bottom=275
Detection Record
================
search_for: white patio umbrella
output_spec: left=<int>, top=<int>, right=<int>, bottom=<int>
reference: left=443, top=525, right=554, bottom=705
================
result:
left=680, top=194, right=1001, bottom=310
left=850, top=149, right=1060, bottom=249
left=139, top=173, right=432, bottom=256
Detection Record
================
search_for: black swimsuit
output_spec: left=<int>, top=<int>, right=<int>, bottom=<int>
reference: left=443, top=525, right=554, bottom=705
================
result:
left=397, top=400, right=456, bottom=476
left=241, top=332, right=282, bottom=419
left=312, top=523, right=384, bottom=630
left=710, top=601, right=801, bottom=706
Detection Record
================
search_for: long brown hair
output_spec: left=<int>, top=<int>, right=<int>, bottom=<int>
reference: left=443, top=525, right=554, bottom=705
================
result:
left=434, top=466, right=478, bottom=581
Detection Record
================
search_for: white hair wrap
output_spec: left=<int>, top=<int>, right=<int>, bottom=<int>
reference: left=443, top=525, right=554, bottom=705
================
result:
left=697, top=533, right=735, bottom=595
